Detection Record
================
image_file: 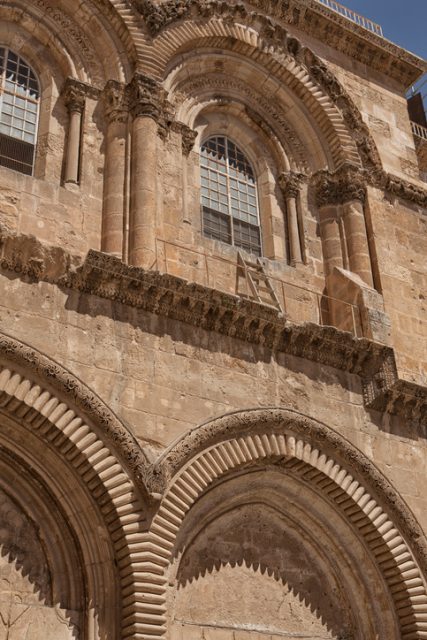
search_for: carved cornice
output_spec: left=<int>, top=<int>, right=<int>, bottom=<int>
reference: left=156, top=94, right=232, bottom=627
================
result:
left=133, top=0, right=426, bottom=86
left=363, top=359, right=427, bottom=425
left=313, top=165, right=367, bottom=207
left=133, top=1, right=384, bottom=176
left=102, top=80, right=129, bottom=124
left=278, top=171, right=306, bottom=198
left=0, top=231, right=425, bottom=425
left=384, top=174, right=427, bottom=208
left=62, top=77, right=100, bottom=112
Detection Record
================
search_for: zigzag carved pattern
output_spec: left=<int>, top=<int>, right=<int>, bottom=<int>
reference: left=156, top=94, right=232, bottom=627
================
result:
left=136, top=433, right=427, bottom=640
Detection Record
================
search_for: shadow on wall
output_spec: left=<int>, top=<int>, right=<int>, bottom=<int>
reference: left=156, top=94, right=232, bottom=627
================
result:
left=0, top=487, right=79, bottom=639
left=171, top=498, right=356, bottom=640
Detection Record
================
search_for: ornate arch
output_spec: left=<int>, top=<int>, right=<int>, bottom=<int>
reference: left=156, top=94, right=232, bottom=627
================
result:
left=142, top=408, right=427, bottom=639
left=0, top=0, right=136, bottom=86
left=0, top=331, right=152, bottom=639
left=133, top=0, right=382, bottom=174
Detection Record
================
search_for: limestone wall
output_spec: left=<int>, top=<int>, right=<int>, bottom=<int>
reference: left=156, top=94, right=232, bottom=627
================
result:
left=0, top=274, right=425, bottom=534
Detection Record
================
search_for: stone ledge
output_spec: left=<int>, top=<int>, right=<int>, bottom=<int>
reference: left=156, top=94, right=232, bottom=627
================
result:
left=0, top=232, right=426, bottom=426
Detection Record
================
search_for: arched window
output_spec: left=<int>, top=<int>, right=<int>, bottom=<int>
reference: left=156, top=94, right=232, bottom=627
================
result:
left=200, top=136, right=262, bottom=255
left=0, top=48, right=40, bottom=175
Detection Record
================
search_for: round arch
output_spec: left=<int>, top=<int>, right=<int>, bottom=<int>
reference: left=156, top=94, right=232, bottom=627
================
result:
left=142, top=408, right=427, bottom=640
left=136, top=10, right=383, bottom=173
left=0, top=331, right=152, bottom=639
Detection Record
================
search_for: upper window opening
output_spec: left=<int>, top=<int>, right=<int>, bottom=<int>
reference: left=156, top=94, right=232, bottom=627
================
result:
left=0, top=47, right=40, bottom=176
left=201, top=136, right=262, bottom=256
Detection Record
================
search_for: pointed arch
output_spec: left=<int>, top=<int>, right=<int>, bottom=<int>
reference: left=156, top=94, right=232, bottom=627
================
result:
left=134, top=4, right=382, bottom=173
left=0, top=331, right=152, bottom=639
left=141, top=408, right=427, bottom=640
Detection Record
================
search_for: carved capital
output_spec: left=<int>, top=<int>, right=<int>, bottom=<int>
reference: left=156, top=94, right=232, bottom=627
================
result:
left=127, top=73, right=165, bottom=121
left=62, top=78, right=99, bottom=113
left=102, top=80, right=129, bottom=124
left=278, top=171, right=306, bottom=198
left=62, top=78, right=86, bottom=113
left=180, top=124, right=198, bottom=155
left=314, top=165, right=366, bottom=207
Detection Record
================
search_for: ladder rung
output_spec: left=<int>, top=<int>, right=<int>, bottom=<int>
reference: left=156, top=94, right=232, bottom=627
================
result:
left=237, top=250, right=282, bottom=313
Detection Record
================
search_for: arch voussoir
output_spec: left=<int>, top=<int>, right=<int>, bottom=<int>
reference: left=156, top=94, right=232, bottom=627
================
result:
left=0, top=332, right=154, bottom=639
left=140, top=409, right=427, bottom=640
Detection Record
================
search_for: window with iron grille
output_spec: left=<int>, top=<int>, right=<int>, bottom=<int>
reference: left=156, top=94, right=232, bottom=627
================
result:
left=0, top=48, right=40, bottom=176
left=200, top=136, right=262, bottom=256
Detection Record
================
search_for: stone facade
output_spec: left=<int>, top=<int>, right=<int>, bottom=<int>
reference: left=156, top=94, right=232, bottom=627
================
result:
left=0, top=1, right=426, bottom=639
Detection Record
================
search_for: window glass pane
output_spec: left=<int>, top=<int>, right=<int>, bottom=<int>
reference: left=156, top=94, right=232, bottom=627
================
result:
left=201, top=135, right=260, bottom=253
left=0, top=49, right=39, bottom=175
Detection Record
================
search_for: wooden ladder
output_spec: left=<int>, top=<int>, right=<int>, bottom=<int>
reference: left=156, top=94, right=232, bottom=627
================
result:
left=237, top=251, right=283, bottom=313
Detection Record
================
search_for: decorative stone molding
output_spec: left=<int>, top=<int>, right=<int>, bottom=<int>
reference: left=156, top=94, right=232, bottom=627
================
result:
left=177, top=74, right=310, bottom=171
left=137, top=2, right=383, bottom=175
left=0, top=331, right=151, bottom=492
left=178, top=123, right=198, bottom=155
left=313, top=165, right=367, bottom=207
left=62, top=77, right=100, bottom=112
left=127, top=72, right=176, bottom=139
left=0, top=232, right=425, bottom=425
left=141, top=409, right=427, bottom=640
left=278, top=171, right=306, bottom=198
left=127, top=72, right=164, bottom=120
left=102, top=80, right=129, bottom=124
left=0, top=331, right=154, bottom=638
left=384, top=174, right=427, bottom=208
left=133, top=0, right=426, bottom=86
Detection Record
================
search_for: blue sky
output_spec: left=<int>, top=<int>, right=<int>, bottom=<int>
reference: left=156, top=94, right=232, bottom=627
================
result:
left=344, top=0, right=427, bottom=60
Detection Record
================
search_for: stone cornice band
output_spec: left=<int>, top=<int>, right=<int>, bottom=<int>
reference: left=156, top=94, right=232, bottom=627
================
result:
left=0, top=235, right=425, bottom=425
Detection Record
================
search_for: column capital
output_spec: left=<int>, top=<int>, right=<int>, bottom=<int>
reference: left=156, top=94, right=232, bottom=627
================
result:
left=278, top=171, right=306, bottom=198
left=102, top=80, right=129, bottom=124
left=127, top=73, right=165, bottom=121
left=62, top=77, right=99, bottom=113
left=175, top=123, right=198, bottom=156
left=314, top=165, right=366, bottom=208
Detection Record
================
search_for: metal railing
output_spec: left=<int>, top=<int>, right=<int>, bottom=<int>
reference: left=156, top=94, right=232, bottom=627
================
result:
left=315, top=0, right=383, bottom=36
left=411, top=121, right=427, bottom=141
left=155, top=239, right=363, bottom=338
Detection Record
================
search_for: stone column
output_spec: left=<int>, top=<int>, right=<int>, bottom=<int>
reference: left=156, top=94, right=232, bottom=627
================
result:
left=318, top=204, right=343, bottom=277
left=62, top=79, right=86, bottom=185
left=342, top=198, right=374, bottom=288
left=127, top=74, right=164, bottom=268
left=101, top=81, right=129, bottom=257
left=278, top=171, right=305, bottom=265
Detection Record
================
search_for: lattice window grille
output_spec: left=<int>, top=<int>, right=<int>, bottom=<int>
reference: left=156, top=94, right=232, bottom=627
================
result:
left=0, top=47, right=40, bottom=175
left=201, top=136, right=262, bottom=256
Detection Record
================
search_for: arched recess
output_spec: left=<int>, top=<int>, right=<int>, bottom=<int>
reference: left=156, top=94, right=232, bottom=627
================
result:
left=1, top=0, right=136, bottom=86
left=0, top=0, right=136, bottom=184
left=0, top=331, right=152, bottom=639
left=142, top=409, right=427, bottom=640
left=136, top=6, right=382, bottom=174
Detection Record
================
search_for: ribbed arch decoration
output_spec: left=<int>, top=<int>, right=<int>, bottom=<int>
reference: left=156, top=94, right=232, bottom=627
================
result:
left=138, top=9, right=381, bottom=172
left=0, top=332, right=150, bottom=639
left=142, top=409, right=427, bottom=640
